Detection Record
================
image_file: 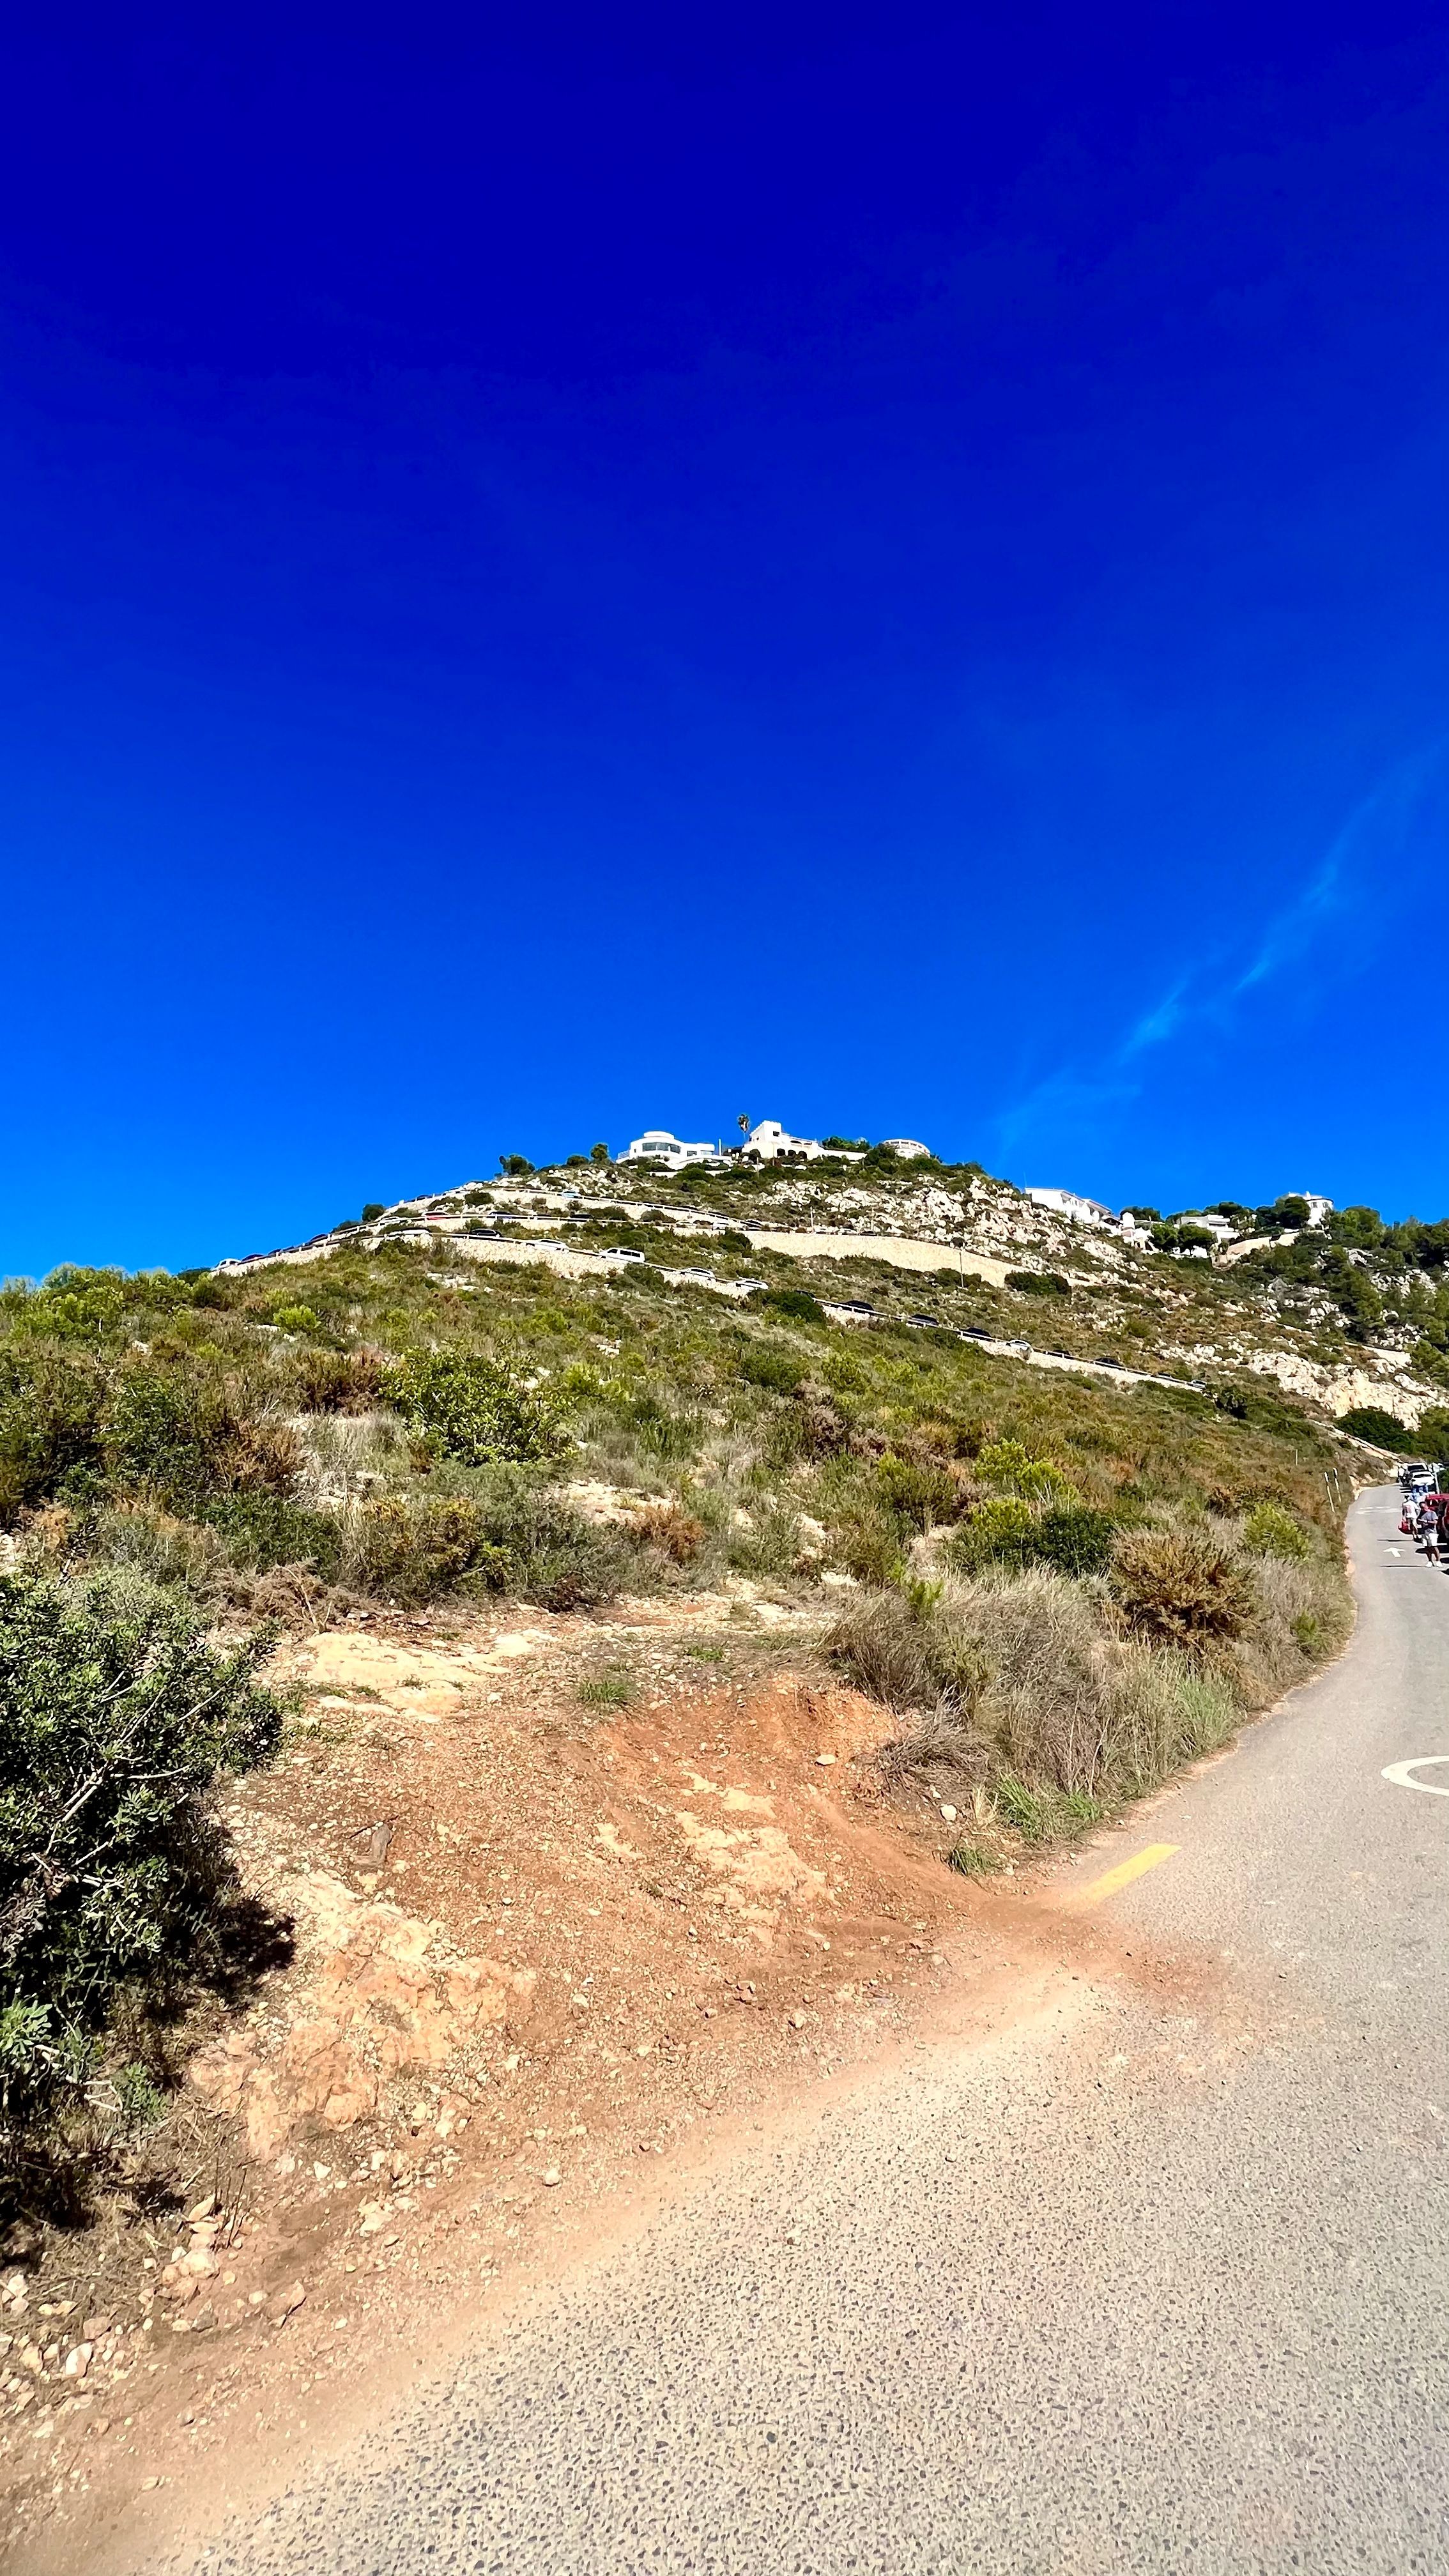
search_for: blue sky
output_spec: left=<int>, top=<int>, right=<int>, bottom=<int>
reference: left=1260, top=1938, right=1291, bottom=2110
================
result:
left=3, top=1, right=1448, bottom=1277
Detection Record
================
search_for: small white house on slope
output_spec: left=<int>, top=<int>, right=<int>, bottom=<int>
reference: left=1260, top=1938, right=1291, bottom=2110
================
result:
left=1026, top=1186, right=1112, bottom=1229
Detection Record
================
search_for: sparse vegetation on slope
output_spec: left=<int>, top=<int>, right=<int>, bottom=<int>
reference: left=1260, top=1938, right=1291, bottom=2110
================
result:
left=0, top=1147, right=1394, bottom=2214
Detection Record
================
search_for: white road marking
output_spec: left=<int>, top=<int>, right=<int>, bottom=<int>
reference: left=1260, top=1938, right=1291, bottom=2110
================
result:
left=1381, top=1756, right=1449, bottom=1798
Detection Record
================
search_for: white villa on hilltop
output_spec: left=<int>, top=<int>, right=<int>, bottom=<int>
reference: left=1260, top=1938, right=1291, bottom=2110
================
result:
left=624, top=1121, right=933, bottom=1167
left=622, top=1130, right=720, bottom=1169
left=742, top=1120, right=829, bottom=1162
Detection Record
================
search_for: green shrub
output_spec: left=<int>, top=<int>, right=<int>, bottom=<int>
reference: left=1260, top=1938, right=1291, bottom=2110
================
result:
left=0, top=1344, right=109, bottom=1524
left=105, top=1363, right=232, bottom=1499
left=272, top=1303, right=320, bottom=1333
left=1110, top=1524, right=1255, bottom=1655
left=738, top=1344, right=806, bottom=1395
left=1005, top=1271, right=1070, bottom=1298
left=952, top=1494, right=1038, bottom=1568
left=1241, top=1501, right=1309, bottom=1560
left=105, top=1365, right=299, bottom=1506
left=1030, top=1506, right=1119, bottom=1577
left=465, top=1478, right=640, bottom=1610
left=1337, top=1405, right=1416, bottom=1453
left=947, top=1839, right=1003, bottom=1878
left=875, top=1453, right=963, bottom=1529
left=976, top=1439, right=1071, bottom=1501
left=15, top=1277, right=126, bottom=1344
left=614, top=1391, right=702, bottom=1461
left=197, top=1491, right=347, bottom=1577
left=0, top=1568, right=282, bottom=2126
left=749, top=1287, right=825, bottom=1324
left=383, top=1350, right=570, bottom=1466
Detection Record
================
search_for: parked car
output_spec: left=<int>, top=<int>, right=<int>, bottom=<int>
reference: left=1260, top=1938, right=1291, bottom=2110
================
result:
left=962, top=1324, right=992, bottom=1340
left=1096, top=1355, right=1125, bottom=1370
left=606, top=1247, right=647, bottom=1264
left=904, top=1312, right=940, bottom=1330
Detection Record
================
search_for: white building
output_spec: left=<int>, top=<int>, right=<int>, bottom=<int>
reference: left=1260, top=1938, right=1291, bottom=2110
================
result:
left=1300, top=1193, right=1334, bottom=1228
left=742, top=1120, right=827, bottom=1162
left=880, top=1137, right=931, bottom=1160
left=1026, top=1186, right=1112, bottom=1230
left=622, top=1130, right=719, bottom=1169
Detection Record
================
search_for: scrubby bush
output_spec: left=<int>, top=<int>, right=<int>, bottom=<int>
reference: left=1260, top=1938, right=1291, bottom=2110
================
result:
left=343, top=1478, right=636, bottom=1610
left=383, top=1350, right=570, bottom=1466
left=464, top=1478, right=641, bottom=1610
left=725, top=1497, right=806, bottom=1581
left=1109, top=1523, right=1255, bottom=1655
left=197, top=1490, right=347, bottom=1577
left=106, top=1365, right=300, bottom=1506
left=290, top=1344, right=385, bottom=1413
left=827, top=1586, right=986, bottom=1713
left=1241, top=1500, right=1309, bottom=1560
left=1417, top=1406, right=1449, bottom=1458
left=1337, top=1405, right=1416, bottom=1452
left=0, top=1568, right=282, bottom=2128
left=875, top=1452, right=962, bottom=1529
left=0, top=1344, right=109, bottom=1524
left=344, top=1494, right=486, bottom=1602
left=629, top=1498, right=706, bottom=1563
left=86, top=1503, right=231, bottom=1604
left=1005, top=1271, right=1070, bottom=1298
left=831, top=1509, right=908, bottom=1586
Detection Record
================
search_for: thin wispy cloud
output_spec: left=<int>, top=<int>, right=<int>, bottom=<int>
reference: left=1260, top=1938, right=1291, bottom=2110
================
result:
left=992, top=744, right=1448, bottom=1166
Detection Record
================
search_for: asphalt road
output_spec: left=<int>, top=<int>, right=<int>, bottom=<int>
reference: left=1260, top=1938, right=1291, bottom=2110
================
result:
left=190, top=1485, right=1449, bottom=2575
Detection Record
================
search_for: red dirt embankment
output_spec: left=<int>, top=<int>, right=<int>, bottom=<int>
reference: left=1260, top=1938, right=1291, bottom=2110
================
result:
left=2, top=1590, right=984, bottom=2567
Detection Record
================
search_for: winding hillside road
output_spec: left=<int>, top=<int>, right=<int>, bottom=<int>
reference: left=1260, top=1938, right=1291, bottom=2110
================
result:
left=187, top=1485, right=1448, bottom=2576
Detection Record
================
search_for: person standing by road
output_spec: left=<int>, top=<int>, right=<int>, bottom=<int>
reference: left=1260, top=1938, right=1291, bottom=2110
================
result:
left=1417, top=1496, right=1442, bottom=1563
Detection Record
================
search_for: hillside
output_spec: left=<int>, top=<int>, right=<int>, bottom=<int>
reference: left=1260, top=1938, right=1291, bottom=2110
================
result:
left=224, top=1145, right=1449, bottom=1436
left=0, top=1137, right=1444, bottom=2552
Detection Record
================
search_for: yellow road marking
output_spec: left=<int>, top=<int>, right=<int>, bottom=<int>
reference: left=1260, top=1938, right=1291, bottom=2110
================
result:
left=1069, top=1841, right=1179, bottom=1905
